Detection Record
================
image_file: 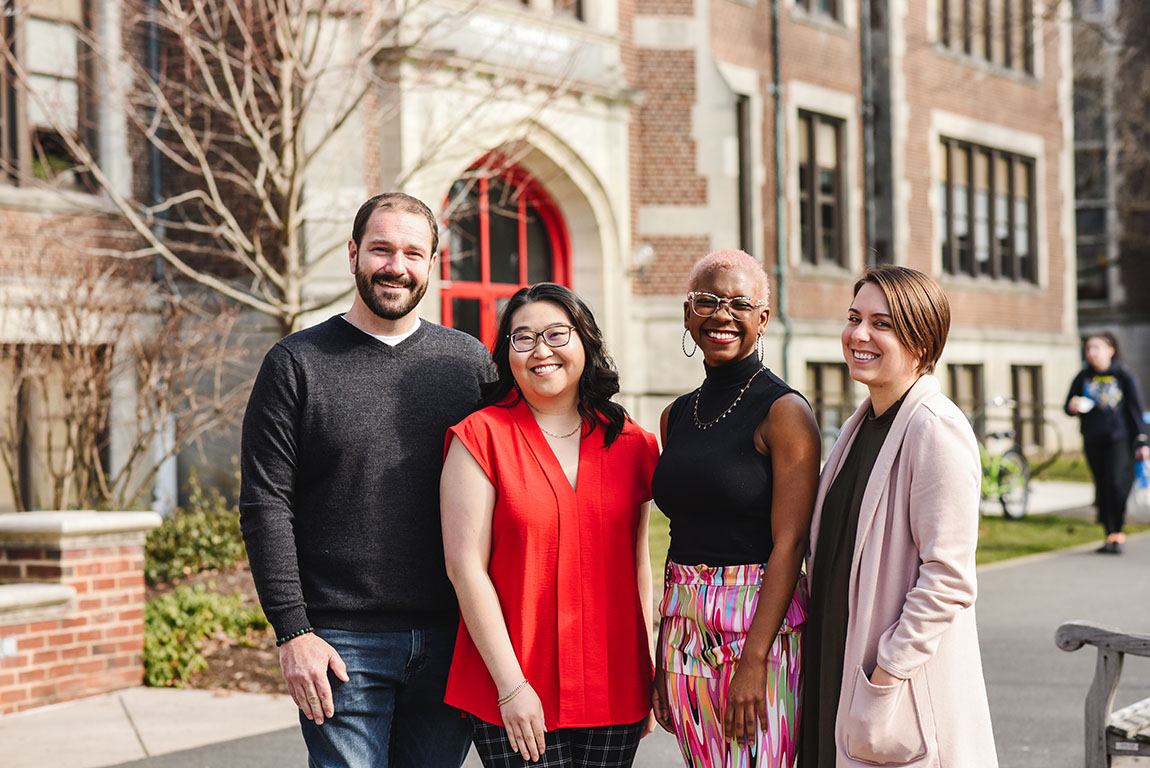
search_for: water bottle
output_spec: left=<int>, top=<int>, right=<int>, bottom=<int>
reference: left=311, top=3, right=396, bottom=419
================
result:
left=1136, top=459, right=1150, bottom=509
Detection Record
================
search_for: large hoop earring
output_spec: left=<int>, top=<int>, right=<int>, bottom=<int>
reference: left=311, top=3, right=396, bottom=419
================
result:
left=682, top=329, right=698, bottom=358
left=756, top=333, right=765, bottom=362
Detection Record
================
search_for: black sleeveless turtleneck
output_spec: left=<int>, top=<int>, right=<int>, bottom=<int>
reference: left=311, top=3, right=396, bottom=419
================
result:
left=651, top=353, right=797, bottom=566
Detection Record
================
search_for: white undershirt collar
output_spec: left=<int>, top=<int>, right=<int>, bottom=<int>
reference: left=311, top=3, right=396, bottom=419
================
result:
left=342, top=315, right=421, bottom=346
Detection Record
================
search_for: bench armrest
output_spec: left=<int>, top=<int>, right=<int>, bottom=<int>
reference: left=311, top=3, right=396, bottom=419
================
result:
left=1056, top=621, right=1150, bottom=658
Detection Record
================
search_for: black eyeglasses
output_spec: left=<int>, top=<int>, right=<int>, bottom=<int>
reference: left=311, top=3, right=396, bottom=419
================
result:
left=687, top=291, right=763, bottom=320
left=508, top=324, right=576, bottom=353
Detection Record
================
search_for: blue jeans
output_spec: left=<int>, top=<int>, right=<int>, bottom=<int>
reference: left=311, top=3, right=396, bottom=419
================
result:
left=300, top=626, right=472, bottom=768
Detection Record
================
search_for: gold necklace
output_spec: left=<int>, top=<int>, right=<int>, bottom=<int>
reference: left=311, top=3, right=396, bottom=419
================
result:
left=528, top=404, right=583, bottom=438
left=537, top=419, right=582, bottom=439
left=692, top=367, right=764, bottom=430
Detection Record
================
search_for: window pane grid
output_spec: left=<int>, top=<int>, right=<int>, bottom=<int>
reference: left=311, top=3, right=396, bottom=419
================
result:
left=939, top=137, right=1036, bottom=283
left=807, top=362, right=855, bottom=457
left=1011, top=364, right=1044, bottom=450
left=948, top=363, right=986, bottom=441
left=442, top=165, right=567, bottom=346
left=799, top=110, right=845, bottom=269
left=797, top=0, right=841, bottom=21
left=940, top=0, right=1033, bottom=75
left=1, top=2, right=90, bottom=187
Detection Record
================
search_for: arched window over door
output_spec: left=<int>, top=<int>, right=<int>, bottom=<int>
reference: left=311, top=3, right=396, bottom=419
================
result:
left=441, top=165, right=570, bottom=346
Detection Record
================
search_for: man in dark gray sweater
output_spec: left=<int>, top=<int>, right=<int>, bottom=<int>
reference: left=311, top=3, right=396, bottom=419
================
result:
left=240, top=192, right=492, bottom=767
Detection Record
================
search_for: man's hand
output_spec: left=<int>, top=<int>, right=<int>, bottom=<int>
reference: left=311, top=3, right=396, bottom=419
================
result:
left=280, top=632, right=349, bottom=725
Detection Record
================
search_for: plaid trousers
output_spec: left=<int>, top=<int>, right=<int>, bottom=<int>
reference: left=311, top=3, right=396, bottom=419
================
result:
left=470, top=715, right=645, bottom=768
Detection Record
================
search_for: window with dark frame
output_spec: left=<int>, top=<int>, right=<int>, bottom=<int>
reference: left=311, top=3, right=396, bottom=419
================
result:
left=807, top=362, right=855, bottom=457
left=1011, top=364, right=1044, bottom=450
left=442, top=166, right=570, bottom=348
left=938, top=0, right=1034, bottom=74
left=1074, top=78, right=1109, bottom=302
left=948, top=363, right=986, bottom=441
left=939, top=137, right=1036, bottom=283
left=0, top=0, right=91, bottom=187
left=796, top=0, right=841, bottom=21
left=552, top=0, right=584, bottom=21
left=0, top=342, right=113, bottom=512
left=798, top=110, right=845, bottom=269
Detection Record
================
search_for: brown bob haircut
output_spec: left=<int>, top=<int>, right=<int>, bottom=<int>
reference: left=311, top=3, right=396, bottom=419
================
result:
left=853, top=265, right=951, bottom=375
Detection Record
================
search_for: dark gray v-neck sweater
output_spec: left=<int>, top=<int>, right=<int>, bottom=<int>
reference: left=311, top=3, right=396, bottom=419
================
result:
left=239, top=316, right=494, bottom=637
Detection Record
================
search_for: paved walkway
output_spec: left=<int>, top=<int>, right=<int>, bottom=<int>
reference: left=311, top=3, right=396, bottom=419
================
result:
left=4, top=480, right=1149, bottom=768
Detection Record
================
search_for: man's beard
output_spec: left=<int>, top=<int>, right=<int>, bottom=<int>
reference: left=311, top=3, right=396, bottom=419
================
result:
left=355, top=262, right=429, bottom=321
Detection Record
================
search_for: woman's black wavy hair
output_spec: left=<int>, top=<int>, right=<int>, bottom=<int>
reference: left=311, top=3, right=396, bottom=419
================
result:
left=480, top=282, right=628, bottom=447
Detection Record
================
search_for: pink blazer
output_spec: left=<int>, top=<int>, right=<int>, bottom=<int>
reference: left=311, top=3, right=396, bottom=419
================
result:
left=808, top=375, right=999, bottom=767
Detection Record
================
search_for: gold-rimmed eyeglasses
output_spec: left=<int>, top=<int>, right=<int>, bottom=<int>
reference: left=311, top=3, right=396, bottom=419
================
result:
left=509, top=324, right=576, bottom=353
left=687, top=291, right=763, bottom=321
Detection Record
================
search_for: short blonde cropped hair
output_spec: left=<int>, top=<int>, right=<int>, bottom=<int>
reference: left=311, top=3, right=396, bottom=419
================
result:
left=687, top=249, right=771, bottom=307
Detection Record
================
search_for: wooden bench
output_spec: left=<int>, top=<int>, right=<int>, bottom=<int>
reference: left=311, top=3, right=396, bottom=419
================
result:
left=1056, top=621, right=1150, bottom=767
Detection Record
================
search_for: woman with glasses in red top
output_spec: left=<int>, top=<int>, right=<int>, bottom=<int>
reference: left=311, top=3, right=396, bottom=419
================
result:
left=442, top=283, right=660, bottom=767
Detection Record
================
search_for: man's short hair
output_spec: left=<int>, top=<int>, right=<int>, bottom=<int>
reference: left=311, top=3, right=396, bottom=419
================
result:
left=351, top=193, right=439, bottom=255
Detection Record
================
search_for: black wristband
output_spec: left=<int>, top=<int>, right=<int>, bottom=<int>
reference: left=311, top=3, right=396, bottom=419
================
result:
left=276, top=627, right=315, bottom=647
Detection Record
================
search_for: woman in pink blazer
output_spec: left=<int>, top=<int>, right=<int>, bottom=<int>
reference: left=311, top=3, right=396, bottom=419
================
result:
left=800, top=266, right=998, bottom=768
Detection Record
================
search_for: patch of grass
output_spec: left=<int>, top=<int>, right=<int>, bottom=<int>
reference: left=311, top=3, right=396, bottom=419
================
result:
left=977, top=514, right=1150, bottom=565
left=648, top=509, right=670, bottom=570
left=1029, top=452, right=1093, bottom=482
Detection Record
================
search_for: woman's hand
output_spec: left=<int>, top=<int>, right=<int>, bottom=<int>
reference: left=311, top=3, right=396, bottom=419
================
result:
left=868, top=664, right=905, bottom=687
left=652, top=666, right=675, bottom=733
left=500, top=682, right=547, bottom=762
left=641, top=710, right=658, bottom=738
left=723, top=659, right=768, bottom=748
left=1136, top=445, right=1149, bottom=462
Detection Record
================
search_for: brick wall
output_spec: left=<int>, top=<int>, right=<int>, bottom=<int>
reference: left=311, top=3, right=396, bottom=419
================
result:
left=0, top=512, right=160, bottom=715
left=0, top=205, right=142, bottom=279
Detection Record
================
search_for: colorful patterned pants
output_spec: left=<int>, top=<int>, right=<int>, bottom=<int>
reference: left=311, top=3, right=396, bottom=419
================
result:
left=660, top=561, right=806, bottom=768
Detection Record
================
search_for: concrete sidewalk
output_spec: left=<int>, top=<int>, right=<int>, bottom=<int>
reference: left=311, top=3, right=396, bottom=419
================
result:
left=0, top=687, right=300, bottom=768
left=4, top=479, right=1149, bottom=768
left=993, top=478, right=1095, bottom=516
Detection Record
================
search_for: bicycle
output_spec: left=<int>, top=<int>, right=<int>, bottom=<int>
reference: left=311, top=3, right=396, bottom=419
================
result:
left=971, top=398, right=1031, bottom=519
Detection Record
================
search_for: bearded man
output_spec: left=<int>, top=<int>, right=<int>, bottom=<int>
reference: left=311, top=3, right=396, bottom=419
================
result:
left=240, top=192, right=492, bottom=767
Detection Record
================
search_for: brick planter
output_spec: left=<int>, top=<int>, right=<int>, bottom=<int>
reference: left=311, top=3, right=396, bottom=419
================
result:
left=0, top=512, right=160, bottom=715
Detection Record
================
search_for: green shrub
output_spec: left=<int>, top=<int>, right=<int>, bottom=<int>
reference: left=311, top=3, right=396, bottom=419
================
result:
left=145, top=469, right=247, bottom=586
left=144, top=583, right=269, bottom=687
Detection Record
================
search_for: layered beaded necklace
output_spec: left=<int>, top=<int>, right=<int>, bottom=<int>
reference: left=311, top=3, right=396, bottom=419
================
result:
left=691, top=367, right=764, bottom=430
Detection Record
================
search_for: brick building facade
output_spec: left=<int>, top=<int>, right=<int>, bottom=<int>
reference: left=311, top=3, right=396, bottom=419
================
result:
left=2, top=0, right=1081, bottom=517
left=620, top=0, right=1079, bottom=450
